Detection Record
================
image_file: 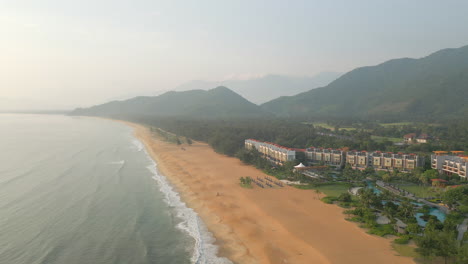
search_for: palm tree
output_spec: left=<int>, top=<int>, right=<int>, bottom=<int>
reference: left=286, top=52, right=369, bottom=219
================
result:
left=399, top=200, right=414, bottom=220
left=314, top=189, right=321, bottom=199
left=382, top=201, right=397, bottom=220
left=358, top=188, right=374, bottom=208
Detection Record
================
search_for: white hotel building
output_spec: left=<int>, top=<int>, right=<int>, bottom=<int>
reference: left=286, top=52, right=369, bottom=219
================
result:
left=244, top=139, right=296, bottom=165
left=431, top=154, right=467, bottom=179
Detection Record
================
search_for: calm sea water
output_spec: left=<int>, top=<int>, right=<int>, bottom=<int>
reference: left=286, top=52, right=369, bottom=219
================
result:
left=0, top=114, right=230, bottom=264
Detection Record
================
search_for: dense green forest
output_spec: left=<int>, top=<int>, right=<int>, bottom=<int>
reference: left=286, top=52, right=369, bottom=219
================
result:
left=119, top=115, right=468, bottom=158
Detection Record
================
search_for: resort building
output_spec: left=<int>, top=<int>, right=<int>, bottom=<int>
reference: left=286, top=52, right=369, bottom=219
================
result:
left=403, top=133, right=417, bottom=143
left=370, top=152, right=422, bottom=171
left=403, top=133, right=432, bottom=144
left=305, top=147, right=345, bottom=167
left=431, top=151, right=467, bottom=179
left=346, top=150, right=370, bottom=170
left=244, top=139, right=296, bottom=165
left=416, top=134, right=430, bottom=144
left=245, top=138, right=424, bottom=171
left=345, top=150, right=422, bottom=171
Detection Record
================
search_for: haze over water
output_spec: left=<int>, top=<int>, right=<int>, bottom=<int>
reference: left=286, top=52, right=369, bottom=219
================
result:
left=0, top=114, right=228, bottom=264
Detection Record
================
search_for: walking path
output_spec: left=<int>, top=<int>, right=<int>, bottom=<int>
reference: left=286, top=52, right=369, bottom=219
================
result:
left=457, top=218, right=468, bottom=241
left=376, top=181, right=450, bottom=214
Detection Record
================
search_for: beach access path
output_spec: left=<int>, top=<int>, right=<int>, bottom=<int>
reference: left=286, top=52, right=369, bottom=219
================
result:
left=128, top=122, right=415, bottom=264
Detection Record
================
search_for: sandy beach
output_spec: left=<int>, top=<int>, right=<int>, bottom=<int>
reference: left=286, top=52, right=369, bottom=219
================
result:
left=127, top=122, right=414, bottom=264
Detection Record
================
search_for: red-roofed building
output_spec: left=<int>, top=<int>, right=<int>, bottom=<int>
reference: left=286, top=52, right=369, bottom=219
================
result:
left=431, top=178, right=448, bottom=187
left=431, top=179, right=447, bottom=182
left=404, top=133, right=432, bottom=144
left=404, top=133, right=417, bottom=143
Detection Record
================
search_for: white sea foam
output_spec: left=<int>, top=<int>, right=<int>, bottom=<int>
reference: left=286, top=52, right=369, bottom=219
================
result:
left=108, top=160, right=125, bottom=165
left=131, top=139, right=144, bottom=152
left=136, top=138, right=232, bottom=264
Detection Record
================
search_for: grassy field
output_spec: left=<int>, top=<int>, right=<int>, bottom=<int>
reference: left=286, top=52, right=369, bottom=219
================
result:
left=371, top=135, right=402, bottom=143
left=380, top=122, right=413, bottom=127
left=301, top=182, right=351, bottom=197
left=398, top=184, right=433, bottom=198
left=392, top=242, right=447, bottom=264
left=392, top=243, right=420, bottom=258
left=309, top=122, right=357, bottom=131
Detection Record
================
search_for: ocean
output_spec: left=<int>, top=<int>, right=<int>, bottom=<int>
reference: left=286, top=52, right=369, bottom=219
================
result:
left=0, top=114, right=230, bottom=264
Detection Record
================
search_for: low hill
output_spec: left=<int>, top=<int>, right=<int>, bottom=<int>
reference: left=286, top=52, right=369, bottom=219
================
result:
left=70, top=86, right=268, bottom=119
left=261, top=45, right=468, bottom=120
left=174, top=72, right=341, bottom=104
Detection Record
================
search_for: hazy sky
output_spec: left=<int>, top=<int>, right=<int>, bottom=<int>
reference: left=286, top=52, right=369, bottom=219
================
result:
left=1, top=0, right=468, bottom=110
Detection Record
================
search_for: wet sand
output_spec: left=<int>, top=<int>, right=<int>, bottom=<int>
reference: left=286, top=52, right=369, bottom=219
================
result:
left=127, top=122, right=414, bottom=264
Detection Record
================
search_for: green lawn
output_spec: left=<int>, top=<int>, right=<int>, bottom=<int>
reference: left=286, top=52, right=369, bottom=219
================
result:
left=392, top=243, right=420, bottom=258
left=380, top=122, right=413, bottom=127
left=310, top=122, right=357, bottom=131
left=393, top=241, right=448, bottom=264
left=371, top=135, right=402, bottom=143
left=398, top=184, right=433, bottom=198
left=307, top=183, right=351, bottom=197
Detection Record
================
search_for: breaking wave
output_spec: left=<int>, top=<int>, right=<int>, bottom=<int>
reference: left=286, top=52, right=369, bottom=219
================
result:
left=134, top=138, right=231, bottom=264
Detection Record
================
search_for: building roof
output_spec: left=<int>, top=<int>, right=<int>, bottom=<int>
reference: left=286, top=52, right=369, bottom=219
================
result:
left=418, top=133, right=430, bottom=139
left=294, top=163, right=306, bottom=168
left=431, top=179, right=448, bottom=182
left=246, top=139, right=296, bottom=152
left=404, top=133, right=417, bottom=138
left=293, top=148, right=306, bottom=152
left=395, top=219, right=407, bottom=228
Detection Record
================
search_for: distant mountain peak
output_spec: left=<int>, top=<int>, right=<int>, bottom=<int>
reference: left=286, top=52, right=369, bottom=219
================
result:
left=174, top=72, right=342, bottom=104
left=69, top=86, right=268, bottom=119
left=261, top=44, right=468, bottom=120
left=210, top=85, right=231, bottom=91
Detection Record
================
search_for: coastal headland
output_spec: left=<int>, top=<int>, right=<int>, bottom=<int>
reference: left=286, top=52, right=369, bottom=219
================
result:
left=126, top=121, right=415, bottom=264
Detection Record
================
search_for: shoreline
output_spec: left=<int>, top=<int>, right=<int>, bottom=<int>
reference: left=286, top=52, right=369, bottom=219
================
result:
left=142, top=141, right=231, bottom=264
left=123, top=121, right=415, bottom=264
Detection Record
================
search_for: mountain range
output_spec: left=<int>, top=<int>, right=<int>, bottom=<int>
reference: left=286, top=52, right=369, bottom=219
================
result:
left=70, top=86, right=268, bottom=119
left=71, top=45, right=468, bottom=121
left=174, top=72, right=341, bottom=104
left=261, top=45, right=468, bottom=119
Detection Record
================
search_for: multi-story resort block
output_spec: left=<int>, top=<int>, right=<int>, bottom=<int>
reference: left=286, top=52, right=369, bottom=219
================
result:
left=370, top=152, right=422, bottom=171
left=346, top=151, right=423, bottom=171
left=431, top=151, right=467, bottom=179
left=305, top=147, right=345, bottom=167
left=246, top=139, right=424, bottom=172
left=346, top=150, right=370, bottom=170
left=245, top=139, right=296, bottom=165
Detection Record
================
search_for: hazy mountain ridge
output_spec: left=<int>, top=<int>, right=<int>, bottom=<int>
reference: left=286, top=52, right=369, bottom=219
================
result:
left=70, top=86, right=268, bottom=119
left=71, top=45, right=468, bottom=121
left=261, top=45, right=468, bottom=120
left=174, top=72, right=342, bottom=104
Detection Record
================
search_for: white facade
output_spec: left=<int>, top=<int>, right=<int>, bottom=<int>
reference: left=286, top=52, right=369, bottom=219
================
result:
left=245, top=139, right=296, bottom=165
left=431, top=155, right=467, bottom=179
